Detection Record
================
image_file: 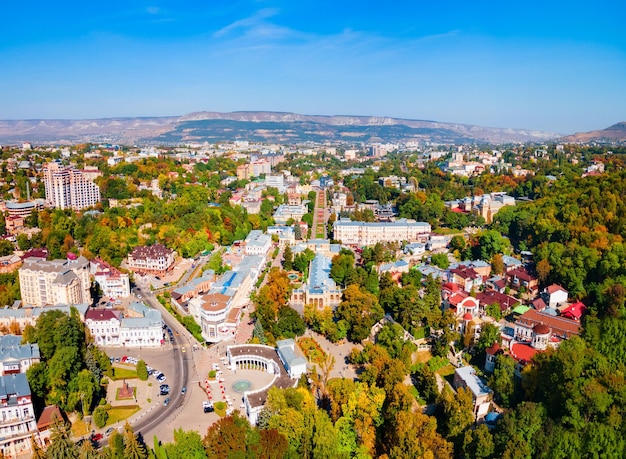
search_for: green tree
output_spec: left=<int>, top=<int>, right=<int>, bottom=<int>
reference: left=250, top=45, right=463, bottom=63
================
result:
left=46, top=421, right=79, bottom=459
left=476, top=322, right=501, bottom=352
left=93, top=407, right=109, bottom=428
left=430, top=253, right=450, bottom=270
left=335, top=285, right=384, bottom=343
left=283, top=245, right=293, bottom=271
left=136, top=360, right=148, bottom=381
left=485, top=302, right=502, bottom=321
left=123, top=422, right=148, bottom=459
left=462, top=424, right=495, bottom=459
left=164, top=428, right=207, bottom=459
left=490, top=355, right=517, bottom=408
left=437, top=387, right=474, bottom=440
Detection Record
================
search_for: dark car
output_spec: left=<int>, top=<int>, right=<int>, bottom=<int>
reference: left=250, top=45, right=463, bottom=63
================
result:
left=163, top=397, right=170, bottom=406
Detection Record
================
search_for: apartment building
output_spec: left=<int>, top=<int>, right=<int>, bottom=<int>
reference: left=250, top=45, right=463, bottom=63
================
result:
left=43, top=162, right=101, bottom=210
left=90, top=258, right=130, bottom=299
left=127, top=243, right=176, bottom=276
left=333, top=218, right=431, bottom=245
left=19, top=255, right=91, bottom=306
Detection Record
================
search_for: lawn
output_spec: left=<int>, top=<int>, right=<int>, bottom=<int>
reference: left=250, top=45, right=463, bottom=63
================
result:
left=110, top=367, right=139, bottom=380
left=105, top=405, right=141, bottom=425
left=71, top=419, right=90, bottom=437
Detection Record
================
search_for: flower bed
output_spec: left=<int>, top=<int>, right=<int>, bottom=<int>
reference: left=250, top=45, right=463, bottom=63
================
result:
left=297, top=337, right=327, bottom=365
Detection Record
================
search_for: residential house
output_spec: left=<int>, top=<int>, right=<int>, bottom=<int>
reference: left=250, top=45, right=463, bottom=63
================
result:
left=505, top=268, right=539, bottom=294
left=543, top=284, right=568, bottom=308
left=448, top=266, right=483, bottom=293
left=453, top=366, right=492, bottom=420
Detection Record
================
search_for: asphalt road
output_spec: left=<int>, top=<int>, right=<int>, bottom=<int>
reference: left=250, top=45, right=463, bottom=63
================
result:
left=96, top=287, right=195, bottom=448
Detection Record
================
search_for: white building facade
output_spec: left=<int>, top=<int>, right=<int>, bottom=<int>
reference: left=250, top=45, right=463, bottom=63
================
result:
left=90, top=259, right=131, bottom=299
left=333, top=218, right=431, bottom=245
left=43, top=162, right=101, bottom=210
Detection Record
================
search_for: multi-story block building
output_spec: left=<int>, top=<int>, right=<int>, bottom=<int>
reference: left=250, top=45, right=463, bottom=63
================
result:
left=19, top=255, right=91, bottom=306
left=333, top=218, right=431, bottom=245
left=0, top=373, right=38, bottom=458
left=42, top=162, right=101, bottom=210
left=127, top=243, right=176, bottom=276
left=90, top=258, right=130, bottom=299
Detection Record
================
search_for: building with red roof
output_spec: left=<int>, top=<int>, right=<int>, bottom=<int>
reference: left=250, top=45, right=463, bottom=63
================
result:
left=561, top=301, right=587, bottom=321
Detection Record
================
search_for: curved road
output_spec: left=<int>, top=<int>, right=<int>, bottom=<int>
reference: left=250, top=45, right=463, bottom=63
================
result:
left=133, top=289, right=193, bottom=438
left=101, top=287, right=194, bottom=447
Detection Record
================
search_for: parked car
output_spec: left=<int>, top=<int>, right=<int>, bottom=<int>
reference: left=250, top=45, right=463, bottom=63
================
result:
left=163, top=397, right=170, bottom=406
left=91, top=433, right=103, bottom=442
left=105, top=428, right=115, bottom=437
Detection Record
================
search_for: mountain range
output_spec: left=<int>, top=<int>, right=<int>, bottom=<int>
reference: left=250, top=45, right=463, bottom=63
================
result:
left=0, top=111, right=607, bottom=146
left=558, top=122, right=626, bottom=144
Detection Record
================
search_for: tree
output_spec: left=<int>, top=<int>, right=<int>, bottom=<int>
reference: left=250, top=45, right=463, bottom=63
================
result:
left=136, top=360, right=148, bottom=381
left=462, top=424, right=495, bottom=459
left=430, top=253, right=450, bottom=270
left=491, top=253, right=505, bottom=275
left=93, top=406, right=108, bottom=428
left=164, top=428, right=209, bottom=459
left=335, top=285, right=384, bottom=343
left=437, top=387, right=474, bottom=440
left=450, top=235, right=467, bottom=253
left=123, top=422, right=148, bottom=459
left=489, top=355, right=517, bottom=408
left=485, top=303, right=502, bottom=321
left=386, top=411, right=453, bottom=459
left=203, top=412, right=251, bottom=459
left=476, top=323, right=501, bottom=352
left=30, top=436, right=45, bottom=459
left=283, top=245, right=293, bottom=271
left=46, top=421, right=79, bottom=459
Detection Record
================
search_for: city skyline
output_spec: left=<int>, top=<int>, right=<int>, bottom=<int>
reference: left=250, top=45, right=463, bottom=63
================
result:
left=2, top=1, right=625, bottom=134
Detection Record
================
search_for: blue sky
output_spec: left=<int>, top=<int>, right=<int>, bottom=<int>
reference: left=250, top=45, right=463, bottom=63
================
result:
left=1, top=1, right=625, bottom=133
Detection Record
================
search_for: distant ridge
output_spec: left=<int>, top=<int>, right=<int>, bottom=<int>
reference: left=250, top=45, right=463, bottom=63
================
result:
left=0, top=111, right=560, bottom=145
left=559, top=122, right=626, bottom=144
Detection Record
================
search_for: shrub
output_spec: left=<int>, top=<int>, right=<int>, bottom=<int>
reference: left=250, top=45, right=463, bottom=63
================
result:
left=208, top=370, right=217, bottom=379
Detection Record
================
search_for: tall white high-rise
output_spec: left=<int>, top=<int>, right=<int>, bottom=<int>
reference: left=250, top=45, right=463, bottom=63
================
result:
left=43, top=162, right=101, bottom=210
